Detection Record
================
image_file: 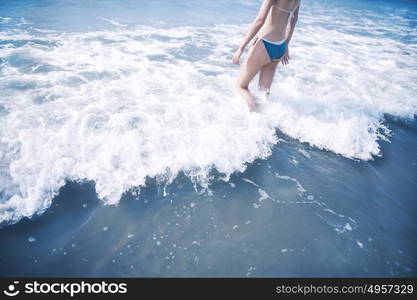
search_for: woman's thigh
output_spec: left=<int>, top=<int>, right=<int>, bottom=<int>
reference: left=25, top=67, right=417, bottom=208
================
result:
left=258, top=60, right=279, bottom=90
left=237, top=39, right=271, bottom=88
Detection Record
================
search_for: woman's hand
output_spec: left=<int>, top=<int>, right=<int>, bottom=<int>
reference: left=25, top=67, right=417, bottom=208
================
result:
left=281, top=47, right=290, bottom=65
left=232, top=47, right=244, bottom=64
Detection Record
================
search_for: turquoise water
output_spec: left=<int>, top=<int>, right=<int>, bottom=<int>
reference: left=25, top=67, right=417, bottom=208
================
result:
left=0, top=0, right=416, bottom=277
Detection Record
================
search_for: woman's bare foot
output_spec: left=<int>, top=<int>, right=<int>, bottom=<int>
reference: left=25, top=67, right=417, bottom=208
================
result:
left=238, top=86, right=257, bottom=112
left=246, top=98, right=257, bottom=112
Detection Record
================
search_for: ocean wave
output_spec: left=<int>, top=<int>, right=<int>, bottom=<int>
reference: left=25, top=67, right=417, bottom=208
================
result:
left=0, top=21, right=416, bottom=224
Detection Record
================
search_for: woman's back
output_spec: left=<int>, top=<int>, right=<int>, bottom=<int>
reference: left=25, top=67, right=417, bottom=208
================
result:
left=258, top=0, right=300, bottom=42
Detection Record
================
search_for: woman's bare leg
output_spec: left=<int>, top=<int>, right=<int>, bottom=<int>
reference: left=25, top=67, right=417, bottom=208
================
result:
left=236, top=39, right=270, bottom=111
left=258, top=60, right=279, bottom=94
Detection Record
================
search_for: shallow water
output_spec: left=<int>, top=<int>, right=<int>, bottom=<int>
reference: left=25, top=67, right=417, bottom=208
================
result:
left=0, top=0, right=416, bottom=277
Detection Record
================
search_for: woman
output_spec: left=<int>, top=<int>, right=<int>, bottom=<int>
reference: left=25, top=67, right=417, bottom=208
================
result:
left=232, top=0, right=300, bottom=111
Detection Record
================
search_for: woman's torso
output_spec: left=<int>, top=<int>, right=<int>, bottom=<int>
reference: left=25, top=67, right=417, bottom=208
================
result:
left=257, top=0, right=299, bottom=42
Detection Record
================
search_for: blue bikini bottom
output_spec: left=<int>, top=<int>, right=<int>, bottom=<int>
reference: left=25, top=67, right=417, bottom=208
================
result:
left=261, top=38, right=287, bottom=61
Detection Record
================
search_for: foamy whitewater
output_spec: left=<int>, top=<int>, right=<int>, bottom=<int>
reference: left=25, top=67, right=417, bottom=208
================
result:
left=1, top=1, right=416, bottom=225
left=0, top=0, right=416, bottom=277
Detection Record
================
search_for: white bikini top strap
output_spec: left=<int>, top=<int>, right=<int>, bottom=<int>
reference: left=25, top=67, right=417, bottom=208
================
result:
left=273, top=4, right=297, bottom=18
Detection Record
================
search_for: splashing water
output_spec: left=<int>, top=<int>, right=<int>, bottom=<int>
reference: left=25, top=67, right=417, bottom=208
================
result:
left=0, top=1, right=416, bottom=225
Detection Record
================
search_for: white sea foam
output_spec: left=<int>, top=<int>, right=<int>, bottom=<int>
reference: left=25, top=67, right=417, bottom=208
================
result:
left=98, top=17, right=128, bottom=27
left=0, top=18, right=416, bottom=224
left=0, top=17, right=12, bottom=24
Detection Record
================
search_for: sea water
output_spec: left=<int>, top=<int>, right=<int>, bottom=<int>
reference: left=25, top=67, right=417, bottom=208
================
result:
left=0, top=0, right=416, bottom=276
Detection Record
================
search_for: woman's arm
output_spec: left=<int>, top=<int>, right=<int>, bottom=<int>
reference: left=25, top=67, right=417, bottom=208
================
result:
left=285, top=4, right=299, bottom=46
left=232, top=0, right=274, bottom=64
left=281, top=4, right=299, bottom=65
